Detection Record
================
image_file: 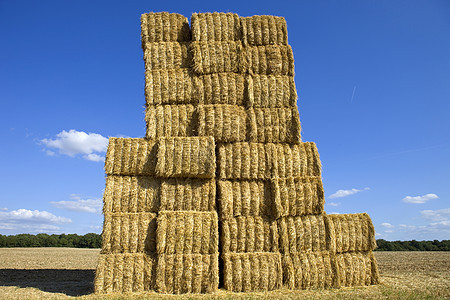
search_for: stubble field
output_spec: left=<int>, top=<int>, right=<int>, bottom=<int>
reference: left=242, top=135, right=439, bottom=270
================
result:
left=0, top=248, right=449, bottom=299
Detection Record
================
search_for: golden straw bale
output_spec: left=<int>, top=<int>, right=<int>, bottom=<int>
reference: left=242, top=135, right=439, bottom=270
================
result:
left=217, top=180, right=273, bottom=220
left=156, top=211, right=218, bottom=254
left=242, top=45, right=294, bottom=75
left=155, top=137, right=216, bottom=178
left=277, top=214, right=329, bottom=254
left=241, top=15, right=288, bottom=46
left=105, top=138, right=158, bottom=176
left=191, top=12, right=241, bottom=41
left=101, top=212, right=156, bottom=254
left=271, top=176, right=324, bottom=218
left=103, top=176, right=160, bottom=213
left=193, top=73, right=245, bottom=105
left=217, top=142, right=272, bottom=180
left=221, top=216, right=278, bottom=253
left=145, top=105, right=197, bottom=139
left=334, top=251, right=378, bottom=287
left=155, top=253, right=219, bottom=294
left=282, top=251, right=337, bottom=289
left=246, top=74, right=297, bottom=107
left=222, top=252, right=282, bottom=292
left=190, top=41, right=242, bottom=74
left=326, top=213, right=377, bottom=253
left=247, top=107, right=301, bottom=143
left=145, top=69, right=195, bottom=105
left=140, top=12, right=190, bottom=44
left=160, top=178, right=216, bottom=211
left=197, top=105, right=247, bottom=142
left=143, top=42, right=191, bottom=70
left=94, top=253, right=156, bottom=293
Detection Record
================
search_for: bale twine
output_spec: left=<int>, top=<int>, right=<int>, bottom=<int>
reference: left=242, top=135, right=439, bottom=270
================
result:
left=143, top=42, right=191, bottom=70
left=140, top=12, right=191, bottom=44
left=241, top=15, right=288, bottom=46
left=246, top=74, right=297, bottom=107
left=145, top=69, right=195, bottom=105
left=191, top=12, right=241, bottom=41
left=242, top=45, right=294, bottom=76
left=190, top=41, right=243, bottom=74
left=145, top=104, right=197, bottom=139
left=194, top=73, right=245, bottom=105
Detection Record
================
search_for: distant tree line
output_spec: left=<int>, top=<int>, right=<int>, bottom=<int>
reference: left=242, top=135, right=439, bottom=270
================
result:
left=375, top=239, right=450, bottom=251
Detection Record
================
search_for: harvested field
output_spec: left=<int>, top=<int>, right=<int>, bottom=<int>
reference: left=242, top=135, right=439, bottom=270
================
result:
left=0, top=248, right=449, bottom=299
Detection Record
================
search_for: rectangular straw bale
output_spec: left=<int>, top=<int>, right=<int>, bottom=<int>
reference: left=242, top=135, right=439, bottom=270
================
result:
left=155, top=136, right=216, bottom=178
left=193, top=73, right=245, bottom=105
left=160, top=178, right=216, bottom=211
left=143, top=42, right=191, bottom=70
left=217, top=142, right=272, bottom=180
left=241, top=15, right=288, bottom=46
left=246, top=74, right=297, bottom=107
left=197, top=105, right=248, bottom=142
left=145, top=69, right=195, bottom=105
left=191, top=12, right=241, bottom=41
left=141, top=12, right=191, bottom=44
left=222, top=252, right=282, bottom=292
left=103, top=176, right=160, bottom=213
left=242, top=45, right=294, bottom=76
left=155, top=253, right=219, bottom=294
left=190, top=41, right=242, bottom=74
left=104, top=138, right=158, bottom=176
left=247, top=107, right=301, bottom=143
left=282, top=251, right=337, bottom=289
left=94, top=253, right=156, bottom=293
left=335, top=251, right=379, bottom=287
left=101, top=212, right=157, bottom=254
left=156, top=211, right=218, bottom=254
left=218, top=180, right=273, bottom=220
left=145, top=104, right=197, bottom=139
left=277, top=214, right=330, bottom=254
left=221, top=216, right=278, bottom=253
left=272, top=176, right=324, bottom=218
left=271, top=142, right=322, bottom=178
left=326, top=213, right=377, bottom=253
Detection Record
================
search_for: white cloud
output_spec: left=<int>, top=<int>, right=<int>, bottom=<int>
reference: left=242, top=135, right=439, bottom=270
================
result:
left=41, top=129, right=108, bottom=162
left=328, top=212, right=340, bottom=215
left=420, top=208, right=450, bottom=222
left=327, top=202, right=340, bottom=207
left=384, top=230, right=394, bottom=233
left=0, top=209, right=71, bottom=233
left=402, top=193, right=438, bottom=204
left=0, top=208, right=7, bottom=211
left=51, top=194, right=102, bottom=214
left=329, top=187, right=370, bottom=199
left=375, top=233, right=382, bottom=237
left=380, top=222, right=394, bottom=228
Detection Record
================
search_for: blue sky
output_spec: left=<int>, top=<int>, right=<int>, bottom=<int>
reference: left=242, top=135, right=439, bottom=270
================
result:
left=1, top=0, right=449, bottom=241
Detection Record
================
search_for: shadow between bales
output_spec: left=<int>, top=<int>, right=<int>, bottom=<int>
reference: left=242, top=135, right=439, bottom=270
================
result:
left=0, top=269, right=95, bottom=296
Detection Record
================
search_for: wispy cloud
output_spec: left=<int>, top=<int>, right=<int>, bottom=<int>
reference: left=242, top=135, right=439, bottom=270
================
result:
left=380, top=222, right=394, bottom=228
left=329, top=187, right=370, bottom=199
left=327, top=202, right=341, bottom=207
left=0, top=209, right=71, bottom=233
left=403, top=193, right=438, bottom=204
left=51, top=194, right=102, bottom=214
left=41, top=129, right=108, bottom=162
left=421, top=208, right=450, bottom=222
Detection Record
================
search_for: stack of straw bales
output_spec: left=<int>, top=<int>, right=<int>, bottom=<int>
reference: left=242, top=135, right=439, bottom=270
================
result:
left=94, top=11, right=379, bottom=295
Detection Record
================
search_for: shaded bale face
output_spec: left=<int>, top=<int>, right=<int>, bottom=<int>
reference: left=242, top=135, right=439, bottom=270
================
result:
left=194, top=73, right=245, bottom=105
left=145, top=105, right=197, bottom=140
left=140, top=12, right=191, bottom=44
left=191, top=12, right=241, bottom=41
left=334, top=252, right=379, bottom=287
left=245, top=74, right=297, bottom=108
left=190, top=41, right=243, bottom=75
left=241, top=15, right=288, bottom=46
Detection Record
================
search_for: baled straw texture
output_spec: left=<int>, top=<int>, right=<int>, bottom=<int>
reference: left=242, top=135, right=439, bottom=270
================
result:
left=105, top=138, right=157, bottom=176
left=193, top=73, right=245, bottom=105
left=145, top=104, right=197, bottom=139
left=143, top=42, right=191, bottom=70
left=326, top=213, right=377, bottom=253
left=197, top=105, right=247, bottom=142
left=103, top=176, right=160, bottom=213
left=145, top=69, right=195, bottom=105
left=217, top=180, right=273, bottom=220
left=140, top=12, right=190, bottom=44
left=334, top=251, right=379, bottom=287
left=246, top=74, right=297, bottom=107
left=282, top=251, right=337, bottom=289
left=160, top=178, right=216, bottom=212
left=94, top=253, right=156, bottom=293
left=247, top=107, right=301, bottom=143
left=191, top=12, right=241, bottom=41
left=242, top=45, right=294, bottom=76
left=156, top=211, right=218, bottom=255
left=241, top=15, right=288, bottom=46
left=155, top=253, right=219, bottom=294
left=277, top=214, right=330, bottom=254
left=155, top=137, right=216, bottom=178
left=190, top=41, right=242, bottom=74
left=271, top=142, right=322, bottom=178
left=101, top=212, right=156, bottom=254
left=221, top=216, right=279, bottom=253
left=271, top=176, right=324, bottom=218
left=222, top=252, right=282, bottom=292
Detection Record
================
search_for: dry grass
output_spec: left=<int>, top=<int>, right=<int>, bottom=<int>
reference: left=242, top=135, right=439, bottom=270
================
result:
left=0, top=248, right=449, bottom=299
